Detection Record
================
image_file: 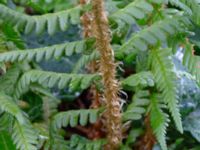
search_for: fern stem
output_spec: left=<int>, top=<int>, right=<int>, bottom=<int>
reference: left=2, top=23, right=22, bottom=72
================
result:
left=80, top=0, right=100, bottom=108
left=136, top=114, right=156, bottom=150
left=91, top=0, right=122, bottom=149
left=80, top=0, right=93, bottom=38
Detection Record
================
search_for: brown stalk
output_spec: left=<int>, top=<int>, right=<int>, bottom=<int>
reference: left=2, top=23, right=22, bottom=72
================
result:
left=91, top=0, right=122, bottom=149
left=135, top=114, right=156, bottom=150
left=79, top=0, right=104, bottom=140
left=80, top=0, right=100, bottom=108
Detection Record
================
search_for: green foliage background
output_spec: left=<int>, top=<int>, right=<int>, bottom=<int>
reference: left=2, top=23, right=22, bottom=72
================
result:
left=0, top=0, right=200, bottom=150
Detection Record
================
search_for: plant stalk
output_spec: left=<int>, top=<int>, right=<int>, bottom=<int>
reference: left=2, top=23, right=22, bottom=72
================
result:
left=91, top=0, right=122, bottom=149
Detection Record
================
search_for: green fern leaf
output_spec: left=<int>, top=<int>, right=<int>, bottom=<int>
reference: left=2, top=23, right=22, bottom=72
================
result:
left=123, top=90, right=149, bottom=121
left=0, top=113, right=14, bottom=131
left=122, top=71, right=154, bottom=90
left=0, top=92, right=24, bottom=124
left=116, top=16, right=191, bottom=58
left=0, top=65, right=21, bottom=95
left=0, top=4, right=82, bottom=35
left=51, top=108, right=102, bottom=130
left=150, top=94, right=169, bottom=150
left=14, top=70, right=99, bottom=99
left=181, top=0, right=200, bottom=25
left=12, top=121, right=38, bottom=150
left=149, top=48, right=183, bottom=133
left=69, top=135, right=106, bottom=150
left=46, top=132, right=69, bottom=150
left=0, top=39, right=94, bottom=63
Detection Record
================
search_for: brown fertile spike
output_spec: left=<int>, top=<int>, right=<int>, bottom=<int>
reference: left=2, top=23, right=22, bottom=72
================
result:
left=91, top=0, right=122, bottom=149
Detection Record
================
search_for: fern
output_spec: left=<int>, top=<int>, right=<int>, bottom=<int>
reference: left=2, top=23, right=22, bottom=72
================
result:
left=14, top=70, right=99, bottom=99
left=48, top=133, right=69, bottom=150
left=181, top=0, right=200, bottom=25
left=0, top=65, right=21, bottom=95
left=149, top=48, right=183, bottom=133
left=69, top=134, right=106, bottom=150
left=150, top=94, right=169, bottom=150
left=110, top=0, right=153, bottom=25
left=51, top=108, right=102, bottom=130
left=0, top=113, right=14, bottom=131
left=0, top=92, right=24, bottom=124
left=122, top=71, right=154, bottom=90
left=116, top=16, right=191, bottom=58
left=12, top=121, right=39, bottom=150
left=0, top=0, right=199, bottom=149
left=0, top=39, right=94, bottom=63
left=123, top=90, right=150, bottom=121
left=0, top=4, right=82, bottom=35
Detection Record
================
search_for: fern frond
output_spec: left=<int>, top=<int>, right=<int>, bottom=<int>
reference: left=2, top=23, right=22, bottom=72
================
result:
left=123, top=90, right=150, bottom=121
left=14, top=70, right=99, bottom=99
left=0, top=39, right=94, bottom=63
left=116, top=17, right=191, bottom=58
left=110, top=0, right=153, bottom=25
left=69, top=135, right=106, bottom=150
left=181, top=0, right=200, bottom=25
left=183, top=43, right=200, bottom=84
left=12, top=121, right=39, bottom=150
left=46, top=131, right=69, bottom=150
left=0, top=92, right=24, bottom=124
left=0, top=113, right=14, bottom=131
left=0, top=65, right=21, bottom=95
left=51, top=108, right=102, bottom=130
left=149, top=48, right=183, bottom=133
left=150, top=94, right=169, bottom=150
left=0, top=4, right=82, bottom=35
left=122, top=71, right=154, bottom=90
